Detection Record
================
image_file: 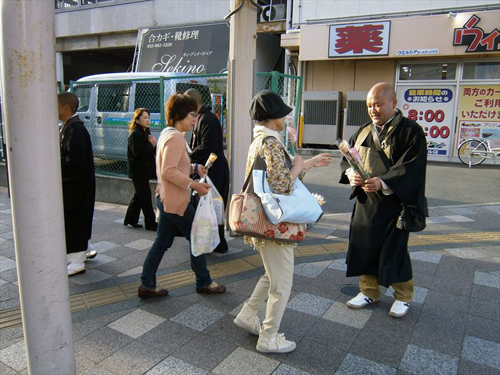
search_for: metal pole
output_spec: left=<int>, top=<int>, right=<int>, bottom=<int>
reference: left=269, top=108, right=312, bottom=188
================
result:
left=0, top=1, right=76, bottom=374
left=227, top=0, right=257, bottom=195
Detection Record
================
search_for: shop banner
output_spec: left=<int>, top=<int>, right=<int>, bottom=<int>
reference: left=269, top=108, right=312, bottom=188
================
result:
left=457, top=85, right=500, bottom=151
left=137, top=23, right=229, bottom=74
left=328, top=21, right=390, bottom=58
left=397, top=86, right=456, bottom=157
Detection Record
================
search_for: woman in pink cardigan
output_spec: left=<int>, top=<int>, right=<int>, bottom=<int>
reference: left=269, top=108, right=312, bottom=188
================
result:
left=138, top=94, right=226, bottom=298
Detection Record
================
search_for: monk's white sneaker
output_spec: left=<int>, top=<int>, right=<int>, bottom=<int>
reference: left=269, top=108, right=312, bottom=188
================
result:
left=68, top=262, right=85, bottom=276
left=389, top=300, right=410, bottom=318
left=346, top=292, right=379, bottom=309
left=234, top=309, right=261, bottom=336
left=256, top=331, right=296, bottom=354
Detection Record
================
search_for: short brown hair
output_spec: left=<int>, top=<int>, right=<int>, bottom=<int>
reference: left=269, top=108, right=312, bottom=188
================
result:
left=58, top=92, right=79, bottom=114
left=165, top=94, right=197, bottom=126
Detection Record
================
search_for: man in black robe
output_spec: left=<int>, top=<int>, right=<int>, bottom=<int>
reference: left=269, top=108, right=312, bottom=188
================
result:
left=58, top=93, right=96, bottom=276
left=185, top=89, right=230, bottom=253
left=339, top=82, right=427, bottom=318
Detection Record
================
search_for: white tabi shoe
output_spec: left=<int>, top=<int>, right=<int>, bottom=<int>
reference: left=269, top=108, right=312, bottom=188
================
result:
left=86, top=250, right=97, bottom=259
left=256, top=331, right=296, bottom=354
left=68, top=262, right=85, bottom=276
left=389, top=300, right=410, bottom=318
left=234, top=309, right=261, bottom=336
left=346, top=292, right=380, bottom=309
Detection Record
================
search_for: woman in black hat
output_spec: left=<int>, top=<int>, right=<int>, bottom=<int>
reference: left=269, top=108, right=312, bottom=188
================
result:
left=233, top=90, right=331, bottom=353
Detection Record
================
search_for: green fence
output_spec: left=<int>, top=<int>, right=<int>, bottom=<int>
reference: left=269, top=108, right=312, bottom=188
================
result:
left=70, top=72, right=302, bottom=177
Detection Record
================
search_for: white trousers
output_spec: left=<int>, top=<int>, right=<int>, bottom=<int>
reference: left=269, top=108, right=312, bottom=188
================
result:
left=67, top=250, right=86, bottom=264
left=246, top=240, right=295, bottom=335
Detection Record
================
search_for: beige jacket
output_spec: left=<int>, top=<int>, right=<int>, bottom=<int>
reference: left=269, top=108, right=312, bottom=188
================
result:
left=155, top=129, right=193, bottom=216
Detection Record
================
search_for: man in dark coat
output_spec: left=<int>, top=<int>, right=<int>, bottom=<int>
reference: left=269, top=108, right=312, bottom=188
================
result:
left=186, top=89, right=230, bottom=253
left=339, top=82, right=428, bottom=318
left=58, top=93, right=96, bottom=276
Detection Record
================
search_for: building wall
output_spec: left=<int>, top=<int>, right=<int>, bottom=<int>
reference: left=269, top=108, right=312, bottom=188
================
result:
left=292, top=0, right=499, bottom=24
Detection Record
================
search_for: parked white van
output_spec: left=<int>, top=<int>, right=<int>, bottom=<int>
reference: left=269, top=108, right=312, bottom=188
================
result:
left=71, top=72, right=212, bottom=161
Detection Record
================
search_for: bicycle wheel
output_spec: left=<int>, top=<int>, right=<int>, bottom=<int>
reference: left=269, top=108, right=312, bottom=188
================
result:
left=458, top=140, right=486, bottom=166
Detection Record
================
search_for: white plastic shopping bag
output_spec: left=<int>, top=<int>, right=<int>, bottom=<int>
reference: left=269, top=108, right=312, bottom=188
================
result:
left=205, top=175, right=225, bottom=225
left=190, top=190, right=220, bottom=257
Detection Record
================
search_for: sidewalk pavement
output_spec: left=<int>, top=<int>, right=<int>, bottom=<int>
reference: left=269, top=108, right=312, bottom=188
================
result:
left=0, top=187, right=499, bottom=375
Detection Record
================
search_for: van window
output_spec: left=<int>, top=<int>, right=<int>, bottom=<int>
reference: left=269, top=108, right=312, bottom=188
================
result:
left=97, top=84, right=130, bottom=112
left=73, top=85, right=91, bottom=112
left=135, top=82, right=161, bottom=113
left=176, top=83, right=211, bottom=107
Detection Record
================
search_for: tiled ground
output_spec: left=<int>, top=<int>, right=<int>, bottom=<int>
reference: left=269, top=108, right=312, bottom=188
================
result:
left=0, top=187, right=499, bottom=374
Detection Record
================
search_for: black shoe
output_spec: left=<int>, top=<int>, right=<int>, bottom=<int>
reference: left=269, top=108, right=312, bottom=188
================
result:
left=146, top=224, right=158, bottom=232
left=138, top=285, right=168, bottom=299
left=214, top=243, right=228, bottom=253
left=124, top=221, right=143, bottom=228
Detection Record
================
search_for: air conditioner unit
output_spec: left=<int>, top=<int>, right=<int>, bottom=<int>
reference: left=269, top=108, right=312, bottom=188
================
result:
left=302, top=91, right=342, bottom=147
left=260, top=4, right=286, bottom=22
left=342, top=91, right=370, bottom=140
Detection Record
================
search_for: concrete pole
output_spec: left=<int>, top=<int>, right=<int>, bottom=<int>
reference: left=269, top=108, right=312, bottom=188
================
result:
left=227, top=0, right=257, bottom=195
left=0, top=1, right=76, bottom=374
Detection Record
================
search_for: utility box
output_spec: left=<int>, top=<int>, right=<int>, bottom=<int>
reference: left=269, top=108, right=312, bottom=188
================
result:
left=342, top=91, right=370, bottom=140
left=301, top=91, right=342, bottom=147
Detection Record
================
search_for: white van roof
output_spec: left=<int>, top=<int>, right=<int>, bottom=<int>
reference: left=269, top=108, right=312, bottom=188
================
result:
left=76, top=72, right=201, bottom=82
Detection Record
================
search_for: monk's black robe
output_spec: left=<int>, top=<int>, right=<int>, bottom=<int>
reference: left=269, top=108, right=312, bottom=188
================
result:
left=339, top=111, right=428, bottom=287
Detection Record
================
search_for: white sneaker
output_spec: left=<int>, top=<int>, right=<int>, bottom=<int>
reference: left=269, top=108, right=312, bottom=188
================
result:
left=68, top=262, right=85, bottom=276
left=389, top=300, right=410, bottom=318
left=346, top=292, right=379, bottom=309
left=234, top=309, right=261, bottom=336
left=256, top=331, right=296, bottom=354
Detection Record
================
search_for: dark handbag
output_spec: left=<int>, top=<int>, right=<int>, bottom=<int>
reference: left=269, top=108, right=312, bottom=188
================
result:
left=396, top=204, right=426, bottom=232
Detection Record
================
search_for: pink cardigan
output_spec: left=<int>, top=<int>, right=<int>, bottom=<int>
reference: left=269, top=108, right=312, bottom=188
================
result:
left=155, top=129, right=193, bottom=216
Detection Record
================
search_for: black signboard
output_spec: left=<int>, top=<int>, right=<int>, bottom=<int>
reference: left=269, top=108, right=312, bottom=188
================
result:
left=137, top=22, right=230, bottom=74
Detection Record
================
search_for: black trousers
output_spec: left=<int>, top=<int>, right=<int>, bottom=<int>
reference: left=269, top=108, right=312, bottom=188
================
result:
left=124, top=178, right=155, bottom=229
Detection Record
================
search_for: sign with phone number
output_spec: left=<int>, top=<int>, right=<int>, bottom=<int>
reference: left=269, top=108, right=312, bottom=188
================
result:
left=396, top=86, right=456, bottom=156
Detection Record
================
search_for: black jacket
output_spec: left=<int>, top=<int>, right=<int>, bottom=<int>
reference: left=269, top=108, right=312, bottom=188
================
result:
left=127, top=126, right=156, bottom=180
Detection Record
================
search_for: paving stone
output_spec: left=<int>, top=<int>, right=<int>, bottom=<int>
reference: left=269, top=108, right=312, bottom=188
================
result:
left=107, top=308, right=165, bottom=339
left=287, top=292, right=334, bottom=317
left=471, top=283, right=500, bottom=302
left=212, top=347, right=279, bottom=375
left=100, top=341, right=167, bottom=375
left=170, top=303, right=225, bottom=332
left=0, top=362, right=16, bottom=375
left=86, top=254, right=117, bottom=269
left=305, top=317, right=360, bottom=351
left=349, top=329, right=409, bottom=369
left=485, top=205, right=500, bottom=214
left=204, top=315, right=260, bottom=350
left=0, top=283, right=18, bottom=302
left=474, top=271, right=500, bottom=289
left=444, top=215, right=474, bottom=222
left=173, top=333, right=237, bottom=371
left=124, top=239, right=154, bottom=250
left=272, top=364, right=312, bottom=375
left=448, top=207, right=477, bottom=215
left=277, top=309, right=320, bottom=343
left=400, top=344, right=459, bottom=375
left=0, top=255, right=16, bottom=273
left=294, top=260, right=332, bottom=278
left=69, top=269, right=113, bottom=285
left=74, top=326, right=133, bottom=363
left=462, top=335, right=500, bottom=370
left=0, top=340, right=26, bottom=371
left=145, top=356, right=208, bottom=375
left=410, top=251, right=442, bottom=264
left=336, top=353, right=397, bottom=375
left=196, top=290, right=248, bottom=314
left=468, top=297, right=500, bottom=321
left=138, top=320, right=198, bottom=355
left=458, top=359, right=500, bottom=375
left=0, top=277, right=7, bottom=287
left=117, top=266, right=143, bottom=277
left=328, top=258, right=348, bottom=271
left=466, top=315, right=500, bottom=344
left=72, top=318, right=104, bottom=341
left=323, top=301, right=373, bottom=329
left=284, top=339, right=344, bottom=375
left=423, top=289, right=470, bottom=314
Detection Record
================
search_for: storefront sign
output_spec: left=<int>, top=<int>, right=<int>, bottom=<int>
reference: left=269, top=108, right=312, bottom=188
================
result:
left=457, top=85, right=500, bottom=151
left=137, top=23, right=229, bottom=73
left=396, top=49, right=439, bottom=56
left=397, top=86, right=456, bottom=156
left=328, top=21, right=390, bottom=57
left=453, top=15, right=500, bottom=52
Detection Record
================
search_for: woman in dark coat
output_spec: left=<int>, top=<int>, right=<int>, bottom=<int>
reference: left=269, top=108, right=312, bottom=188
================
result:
left=124, top=108, right=158, bottom=231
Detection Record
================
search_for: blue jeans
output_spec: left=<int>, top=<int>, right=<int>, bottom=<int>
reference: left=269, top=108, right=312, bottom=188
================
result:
left=140, top=196, right=212, bottom=289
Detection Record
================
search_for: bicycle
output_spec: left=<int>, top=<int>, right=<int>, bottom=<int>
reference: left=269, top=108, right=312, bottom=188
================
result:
left=457, top=133, right=500, bottom=167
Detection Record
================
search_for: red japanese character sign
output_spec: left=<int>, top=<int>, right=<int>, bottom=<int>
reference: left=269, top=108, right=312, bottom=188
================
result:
left=453, top=15, right=500, bottom=52
left=329, top=21, right=390, bottom=57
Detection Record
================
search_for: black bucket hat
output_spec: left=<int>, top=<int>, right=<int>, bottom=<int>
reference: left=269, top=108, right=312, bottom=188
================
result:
left=249, top=90, right=293, bottom=122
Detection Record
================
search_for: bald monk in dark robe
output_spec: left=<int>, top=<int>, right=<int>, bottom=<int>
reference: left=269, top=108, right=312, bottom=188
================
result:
left=339, top=82, right=428, bottom=318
